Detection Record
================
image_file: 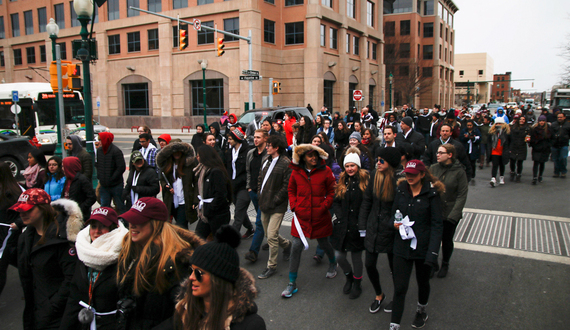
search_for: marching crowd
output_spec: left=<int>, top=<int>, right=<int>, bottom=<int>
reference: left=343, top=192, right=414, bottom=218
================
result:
left=0, top=103, right=569, bottom=330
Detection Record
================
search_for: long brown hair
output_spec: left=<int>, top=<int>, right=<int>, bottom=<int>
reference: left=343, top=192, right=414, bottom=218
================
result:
left=36, top=203, right=59, bottom=246
left=163, top=154, right=186, bottom=180
left=373, top=165, right=396, bottom=201
left=117, top=221, right=190, bottom=295
left=335, top=169, right=369, bottom=199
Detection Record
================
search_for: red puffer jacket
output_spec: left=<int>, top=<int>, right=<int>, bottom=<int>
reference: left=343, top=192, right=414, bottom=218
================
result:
left=288, top=144, right=336, bottom=239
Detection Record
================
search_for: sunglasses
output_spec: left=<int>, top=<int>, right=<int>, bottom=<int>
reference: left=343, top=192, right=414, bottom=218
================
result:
left=189, top=266, right=205, bottom=282
left=377, top=158, right=385, bottom=164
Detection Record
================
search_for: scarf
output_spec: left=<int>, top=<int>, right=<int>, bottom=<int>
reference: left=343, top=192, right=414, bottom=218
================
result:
left=193, top=163, right=211, bottom=223
left=24, top=164, right=41, bottom=188
left=75, top=222, right=128, bottom=271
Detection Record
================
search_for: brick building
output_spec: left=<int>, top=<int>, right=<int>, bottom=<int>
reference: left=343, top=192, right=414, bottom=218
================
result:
left=491, top=72, right=512, bottom=103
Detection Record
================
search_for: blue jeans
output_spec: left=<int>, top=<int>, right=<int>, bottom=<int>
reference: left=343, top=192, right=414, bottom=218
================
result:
left=551, top=146, right=568, bottom=175
left=248, top=190, right=264, bottom=254
left=99, top=184, right=125, bottom=214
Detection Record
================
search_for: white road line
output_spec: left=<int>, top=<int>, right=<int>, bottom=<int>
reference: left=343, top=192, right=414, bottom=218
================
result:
left=463, top=208, right=570, bottom=223
left=456, top=242, right=570, bottom=266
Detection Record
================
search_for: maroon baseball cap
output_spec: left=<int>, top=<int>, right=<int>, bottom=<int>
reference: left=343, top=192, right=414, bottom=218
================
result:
left=87, top=207, right=119, bottom=227
left=403, top=160, right=427, bottom=175
left=9, top=188, right=51, bottom=212
left=119, top=197, right=168, bottom=225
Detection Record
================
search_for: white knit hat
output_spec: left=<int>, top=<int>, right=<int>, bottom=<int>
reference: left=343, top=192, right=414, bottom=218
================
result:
left=343, top=152, right=361, bottom=168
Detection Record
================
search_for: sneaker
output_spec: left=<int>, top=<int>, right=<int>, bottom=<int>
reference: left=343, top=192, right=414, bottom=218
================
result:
left=516, top=174, right=521, bottom=182
left=490, top=177, right=496, bottom=187
left=411, top=311, right=428, bottom=329
left=281, top=282, right=298, bottom=298
left=242, top=228, right=255, bottom=239
left=258, top=267, right=277, bottom=279
left=532, top=177, right=537, bottom=185
left=369, top=294, right=386, bottom=313
left=262, top=243, right=270, bottom=250
left=326, top=263, right=337, bottom=279
left=282, top=242, right=292, bottom=261
left=384, top=301, right=393, bottom=313
left=499, top=176, right=505, bottom=185
left=313, top=255, right=323, bottom=264
left=389, top=324, right=401, bottom=330
left=244, top=250, right=257, bottom=263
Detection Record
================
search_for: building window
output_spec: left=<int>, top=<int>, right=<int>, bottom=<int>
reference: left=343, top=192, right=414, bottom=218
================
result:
left=330, top=28, right=337, bottom=49
left=127, top=0, right=140, bottom=17
left=26, top=47, right=35, bottom=64
left=423, top=45, right=433, bottom=59
left=108, top=0, right=120, bottom=20
left=265, top=0, right=275, bottom=4
left=450, top=32, right=453, bottom=45
left=385, top=43, right=395, bottom=57
left=445, top=28, right=448, bottom=42
left=423, top=22, right=433, bottom=37
left=24, top=11, right=33, bottom=35
left=324, top=80, right=334, bottom=110
left=224, top=18, right=239, bottom=42
left=285, top=22, right=304, bottom=45
left=70, top=2, right=80, bottom=27
left=444, top=47, right=447, bottom=61
left=0, top=51, right=4, bottom=67
left=439, top=44, right=442, bottom=59
left=459, top=70, right=464, bottom=76
left=148, top=0, right=162, bottom=12
left=320, top=25, right=326, bottom=47
left=372, top=42, right=377, bottom=60
left=399, top=65, right=409, bottom=76
left=173, top=26, right=179, bottom=47
left=422, top=67, right=432, bottom=77
left=385, top=21, right=395, bottom=37
left=478, top=70, right=483, bottom=75
left=384, top=0, right=413, bottom=14
left=11, top=13, right=19, bottom=37
left=58, top=42, right=67, bottom=60
left=54, top=4, right=65, bottom=29
left=148, top=29, right=159, bottom=50
left=108, top=34, right=121, bottom=55
left=353, top=36, right=359, bottom=55
left=440, top=23, right=443, bottom=37
left=191, top=79, right=224, bottom=116
left=123, top=83, right=149, bottom=116
left=369, top=85, right=375, bottom=107
left=346, top=34, right=350, bottom=53
left=38, top=8, right=47, bottom=33
left=197, top=0, right=214, bottom=5
left=285, top=0, right=303, bottom=5
left=424, top=0, right=434, bottom=15
left=367, top=1, right=374, bottom=26
left=198, top=21, right=214, bottom=44
left=322, top=0, right=332, bottom=8
left=173, top=0, right=188, bottom=8
left=128, top=32, right=141, bottom=52
left=264, top=20, right=275, bottom=44
left=39, top=45, right=46, bottom=62
left=417, top=44, right=420, bottom=58
left=417, top=0, right=421, bottom=14
left=347, top=0, right=355, bottom=18
left=0, top=17, right=4, bottom=39
left=13, top=49, right=22, bottom=65
left=399, top=43, right=410, bottom=58
left=366, top=41, right=370, bottom=58
left=400, top=20, right=410, bottom=35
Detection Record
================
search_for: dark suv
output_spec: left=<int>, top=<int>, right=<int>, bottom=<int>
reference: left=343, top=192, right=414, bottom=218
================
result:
left=237, top=106, right=314, bottom=126
left=0, top=134, right=37, bottom=177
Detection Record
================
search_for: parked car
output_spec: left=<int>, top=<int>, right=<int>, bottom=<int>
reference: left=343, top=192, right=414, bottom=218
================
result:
left=0, top=134, right=37, bottom=177
left=237, top=106, right=314, bottom=126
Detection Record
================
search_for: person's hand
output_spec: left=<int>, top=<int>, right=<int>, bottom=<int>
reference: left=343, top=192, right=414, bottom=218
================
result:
left=169, top=188, right=174, bottom=194
left=394, top=222, right=402, bottom=229
left=10, top=223, right=18, bottom=230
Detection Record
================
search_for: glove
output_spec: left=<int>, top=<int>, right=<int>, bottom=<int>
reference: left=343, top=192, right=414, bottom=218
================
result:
left=424, top=260, right=439, bottom=272
left=359, top=230, right=366, bottom=238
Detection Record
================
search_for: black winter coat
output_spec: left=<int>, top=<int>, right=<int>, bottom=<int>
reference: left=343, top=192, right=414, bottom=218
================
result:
left=459, top=128, right=482, bottom=160
left=391, top=180, right=443, bottom=264
left=530, top=125, right=552, bottom=163
left=331, top=175, right=365, bottom=252
left=509, top=125, right=530, bottom=161
left=201, top=168, right=232, bottom=228
left=358, top=172, right=397, bottom=254
left=0, top=203, right=23, bottom=267
left=334, top=129, right=351, bottom=152
left=123, top=166, right=160, bottom=208
left=96, top=144, right=126, bottom=188
left=550, top=120, right=570, bottom=148
left=66, top=173, right=96, bottom=221
left=226, top=143, right=250, bottom=193
left=395, top=129, right=426, bottom=160
left=415, top=115, right=431, bottom=134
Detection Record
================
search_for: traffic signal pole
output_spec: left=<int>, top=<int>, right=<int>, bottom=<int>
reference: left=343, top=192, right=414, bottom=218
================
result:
left=55, top=44, right=67, bottom=158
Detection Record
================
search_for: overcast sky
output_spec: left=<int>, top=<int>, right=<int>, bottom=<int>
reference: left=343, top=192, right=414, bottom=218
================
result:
left=453, top=0, right=570, bottom=93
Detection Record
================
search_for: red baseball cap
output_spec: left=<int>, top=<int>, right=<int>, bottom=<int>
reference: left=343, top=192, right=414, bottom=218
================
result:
left=119, top=197, right=168, bottom=225
left=9, top=188, right=51, bottom=212
left=87, top=207, right=119, bottom=227
left=403, top=160, right=427, bottom=175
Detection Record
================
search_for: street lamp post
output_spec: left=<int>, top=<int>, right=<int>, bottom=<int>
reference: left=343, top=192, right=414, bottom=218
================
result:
left=200, top=60, right=208, bottom=130
left=46, top=18, right=63, bottom=158
left=388, top=73, right=393, bottom=110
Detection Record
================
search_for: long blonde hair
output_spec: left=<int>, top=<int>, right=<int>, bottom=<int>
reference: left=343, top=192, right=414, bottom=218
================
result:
left=373, top=165, right=395, bottom=201
left=117, top=221, right=190, bottom=295
left=335, top=169, right=369, bottom=199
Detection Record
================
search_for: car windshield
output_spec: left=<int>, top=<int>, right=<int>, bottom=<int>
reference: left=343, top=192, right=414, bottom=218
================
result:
left=237, top=111, right=269, bottom=124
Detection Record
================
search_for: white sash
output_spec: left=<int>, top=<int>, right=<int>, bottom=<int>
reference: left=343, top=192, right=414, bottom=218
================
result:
left=197, top=195, right=214, bottom=210
left=231, top=144, right=241, bottom=180
left=0, top=223, right=13, bottom=258
left=130, top=171, right=140, bottom=205
left=260, top=157, right=279, bottom=194
left=292, top=212, right=309, bottom=250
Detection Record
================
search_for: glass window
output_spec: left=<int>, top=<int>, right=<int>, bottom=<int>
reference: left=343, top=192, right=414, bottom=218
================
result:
left=191, top=79, right=224, bottom=116
left=322, top=0, right=332, bottom=8
left=0, top=17, right=5, bottom=39
left=438, top=2, right=444, bottom=17
left=438, top=44, right=441, bottom=59
left=390, top=0, right=413, bottom=13
left=264, top=19, right=275, bottom=44
left=148, top=29, right=159, bottom=50
left=423, top=22, right=433, bottom=37
left=399, top=43, right=410, bottom=58
left=197, top=0, right=213, bottom=5
left=127, top=32, right=141, bottom=52
left=324, top=80, right=334, bottom=111
left=330, top=27, right=337, bottom=49
left=320, top=25, right=326, bottom=47
left=148, top=0, right=162, bottom=12
left=400, top=20, right=410, bottom=35
left=346, top=33, right=350, bottom=53
left=265, top=0, right=275, bottom=4
left=450, top=31, right=453, bottom=45
left=13, top=49, right=22, bottom=65
left=128, top=0, right=140, bottom=17
left=198, top=21, right=214, bottom=44
left=367, top=1, right=374, bottom=26
left=285, top=22, right=304, bottom=45
left=26, top=47, right=35, bottom=64
left=108, top=34, right=121, bottom=55
left=224, top=18, right=239, bottom=42
left=440, top=22, right=442, bottom=37
left=286, top=0, right=303, bottom=5
left=58, top=42, right=67, bottom=60
left=108, top=0, right=120, bottom=21
left=173, top=0, right=188, bottom=9
left=54, top=4, right=65, bottom=28
left=369, top=85, right=375, bottom=108
left=24, top=11, right=33, bottom=35
left=347, top=0, right=355, bottom=18
left=445, top=27, right=448, bottom=41
left=444, top=47, right=447, bottom=61
left=173, top=25, right=179, bottom=48
left=399, top=65, right=409, bottom=76
left=70, top=2, right=80, bottom=27
left=11, top=13, right=19, bottom=37
left=353, top=36, right=359, bottom=55
left=40, top=45, right=46, bottom=62
left=422, top=67, right=432, bottom=77
left=0, top=51, right=4, bottom=67
left=418, top=21, right=421, bottom=36
left=450, top=14, right=453, bottom=28
left=417, top=0, right=421, bottom=14
left=385, top=21, right=395, bottom=37
left=479, top=70, right=483, bottom=75
left=123, top=83, right=149, bottom=116
left=423, top=44, right=433, bottom=59
left=424, top=0, right=434, bottom=15
left=459, top=70, right=464, bottom=75
left=372, top=42, right=377, bottom=60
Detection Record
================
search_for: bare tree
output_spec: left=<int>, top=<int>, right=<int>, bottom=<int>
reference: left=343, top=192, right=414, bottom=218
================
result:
left=559, top=21, right=570, bottom=86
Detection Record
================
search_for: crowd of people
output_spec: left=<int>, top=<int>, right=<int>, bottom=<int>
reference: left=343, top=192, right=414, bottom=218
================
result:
left=0, top=103, right=568, bottom=330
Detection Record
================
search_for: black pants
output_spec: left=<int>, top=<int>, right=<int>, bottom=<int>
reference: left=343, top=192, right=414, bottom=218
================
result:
left=441, top=221, right=459, bottom=263
left=533, top=161, right=545, bottom=178
left=364, top=251, right=394, bottom=296
left=491, top=155, right=505, bottom=177
left=509, top=159, right=524, bottom=174
left=392, top=256, right=431, bottom=324
left=469, top=159, right=477, bottom=179
left=0, top=256, right=8, bottom=297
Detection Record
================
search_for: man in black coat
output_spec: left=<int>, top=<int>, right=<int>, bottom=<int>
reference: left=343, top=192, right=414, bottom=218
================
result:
left=415, top=108, right=432, bottom=146
left=422, top=123, right=473, bottom=180
left=96, top=132, right=126, bottom=213
left=551, top=112, right=570, bottom=177
left=395, top=117, right=425, bottom=160
left=429, top=113, right=440, bottom=143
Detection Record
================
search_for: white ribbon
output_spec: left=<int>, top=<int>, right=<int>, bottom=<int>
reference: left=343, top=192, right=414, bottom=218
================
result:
left=231, top=144, right=241, bottom=180
left=79, top=300, right=117, bottom=330
left=292, top=212, right=309, bottom=250
left=398, top=215, right=417, bottom=250
left=260, top=157, right=279, bottom=194
left=0, top=223, right=13, bottom=259
left=130, top=172, right=140, bottom=206
left=467, top=135, right=480, bottom=154
left=197, top=195, right=214, bottom=210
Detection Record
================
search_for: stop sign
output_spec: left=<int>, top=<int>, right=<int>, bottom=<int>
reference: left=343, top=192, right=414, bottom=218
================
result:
left=353, top=90, right=363, bottom=101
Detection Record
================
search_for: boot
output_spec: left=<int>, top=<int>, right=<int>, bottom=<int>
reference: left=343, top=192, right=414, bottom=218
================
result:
left=532, top=177, right=537, bottom=185
left=437, top=262, right=449, bottom=278
left=349, top=277, right=362, bottom=299
left=509, top=172, right=515, bottom=182
left=479, top=155, right=485, bottom=169
left=343, top=272, right=353, bottom=294
left=515, top=174, right=521, bottom=182
left=429, top=261, right=439, bottom=279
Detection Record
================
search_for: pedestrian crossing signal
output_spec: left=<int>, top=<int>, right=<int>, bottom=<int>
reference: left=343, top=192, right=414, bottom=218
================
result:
left=272, top=81, right=281, bottom=95
left=67, top=64, right=82, bottom=91
left=217, top=37, right=225, bottom=57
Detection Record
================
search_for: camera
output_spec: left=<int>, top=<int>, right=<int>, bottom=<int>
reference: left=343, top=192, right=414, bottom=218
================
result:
left=116, top=298, right=136, bottom=330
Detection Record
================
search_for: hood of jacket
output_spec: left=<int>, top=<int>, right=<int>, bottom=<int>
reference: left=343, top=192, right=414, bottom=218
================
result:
left=210, top=121, right=222, bottom=135
left=62, top=156, right=82, bottom=180
left=156, top=142, right=196, bottom=169
left=51, top=198, right=85, bottom=242
left=68, top=135, right=84, bottom=156
left=99, top=132, right=114, bottom=154
left=291, top=144, right=329, bottom=165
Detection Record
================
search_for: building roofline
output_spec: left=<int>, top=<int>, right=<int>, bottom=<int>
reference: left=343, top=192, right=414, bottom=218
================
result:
left=444, top=0, right=459, bottom=13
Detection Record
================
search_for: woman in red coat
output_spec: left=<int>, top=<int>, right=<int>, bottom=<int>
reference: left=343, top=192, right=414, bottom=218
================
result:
left=282, top=144, right=337, bottom=298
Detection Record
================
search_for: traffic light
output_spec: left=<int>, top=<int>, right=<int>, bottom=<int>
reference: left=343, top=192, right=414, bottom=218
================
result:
left=217, top=37, right=225, bottom=57
left=179, top=24, right=188, bottom=51
left=67, top=64, right=82, bottom=90
left=272, top=81, right=281, bottom=95
left=49, top=61, right=68, bottom=92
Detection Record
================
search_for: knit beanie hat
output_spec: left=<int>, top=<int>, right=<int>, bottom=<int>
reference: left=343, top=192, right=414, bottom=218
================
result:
left=230, top=126, right=246, bottom=142
left=538, top=115, right=547, bottom=122
left=401, top=117, right=413, bottom=127
left=446, top=111, right=456, bottom=120
left=377, top=147, right=401, bottom=169
left=189, top=225, right=241, bottom=284
left=349, top=131, right=362, bottom=143
left=343, top=147, right=361, bottom=168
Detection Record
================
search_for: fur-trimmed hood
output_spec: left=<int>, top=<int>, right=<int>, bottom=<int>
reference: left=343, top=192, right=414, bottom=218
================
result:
left=156, top=142, right=196, bottom=169
left=172, top=226, right=207, bottom=269
left=51, top=198, right=84, bottom=242
left=291, top=144, right=328, bottom=165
